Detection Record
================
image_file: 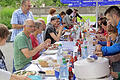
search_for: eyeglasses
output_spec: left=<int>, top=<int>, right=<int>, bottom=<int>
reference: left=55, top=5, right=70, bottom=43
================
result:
left=24, top=4, right=32, bottom=7
left=25, top=25, right=35, bottom=28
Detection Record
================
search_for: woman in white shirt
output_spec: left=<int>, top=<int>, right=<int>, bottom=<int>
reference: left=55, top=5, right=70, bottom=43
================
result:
left=0, top=24, right=31, bottom=80
left=47, top=8, right=56, bottom=24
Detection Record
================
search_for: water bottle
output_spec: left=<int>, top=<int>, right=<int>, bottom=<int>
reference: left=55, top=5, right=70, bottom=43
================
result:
left=59, top=59, right=69, bottom=80
left=71, top=32, right=75, bottom=41
left=82, top=39, right=88, bottom=59
left=84, top=46, right=88, bottom=58
left=82, top=46, right=88, bottom=59
left=57, top=44, right=63, bottom=65
left=76, top=27, right=80, bottom=40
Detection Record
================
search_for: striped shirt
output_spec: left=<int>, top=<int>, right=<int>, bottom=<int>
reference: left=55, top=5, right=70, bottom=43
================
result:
left=10, top=8, right=34, bottom=41
left=37, top=31, right=44, bottom=44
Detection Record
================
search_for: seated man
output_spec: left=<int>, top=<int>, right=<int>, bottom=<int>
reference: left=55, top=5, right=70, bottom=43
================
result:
left=14, top=19, right=51, bottom=71
left=44, top=16, right=64, bottom=44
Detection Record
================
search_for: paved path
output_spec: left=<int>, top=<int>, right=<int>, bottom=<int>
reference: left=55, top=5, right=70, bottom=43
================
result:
left=0, top=42, right=14, bottom=72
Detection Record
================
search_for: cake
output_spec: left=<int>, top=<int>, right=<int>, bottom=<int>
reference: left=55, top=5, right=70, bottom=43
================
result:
left=74, top=57, right=110, bottom=79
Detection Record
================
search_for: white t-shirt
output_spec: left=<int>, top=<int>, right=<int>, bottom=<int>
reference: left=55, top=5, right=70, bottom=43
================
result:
left=47, top=15, right=53, bottom=25
left=0, top=69, right=11, bottom=80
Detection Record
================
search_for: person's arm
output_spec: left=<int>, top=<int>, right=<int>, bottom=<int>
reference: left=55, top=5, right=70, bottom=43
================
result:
left=76, top=13, right=82, bottom=20
left=98, top=41, right=107, bottom=46
left=11, top=11, right=24, bottom=29
left=47, top=15, right=52, bottom=24
left=0, top=69, right=31, bottom=80
left=50, top=26, right=63, bottom=41
left=101, top=43, right=120, bottom=56
left=12, top=24, right=24, bottom=29
left=21, top=39, right=51, bottom=59
left=118, top=72, right=120, bottom=79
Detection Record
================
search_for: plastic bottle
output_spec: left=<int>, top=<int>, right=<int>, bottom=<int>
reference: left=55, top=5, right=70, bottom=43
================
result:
left=59, top=59, right=69, bottom=80
left=68, top=64, right=73, bottom=80
left=82, top=46, right=88, bottom=59
left=84, top=46, right=88, bottom=58
left=57, top=44, right=63, bottom=65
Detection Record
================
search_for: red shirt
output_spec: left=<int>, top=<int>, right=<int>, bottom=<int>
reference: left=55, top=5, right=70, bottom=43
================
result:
left=30, top=34, right=40, bottom=60
left=103, top=30, right=107, bottom=36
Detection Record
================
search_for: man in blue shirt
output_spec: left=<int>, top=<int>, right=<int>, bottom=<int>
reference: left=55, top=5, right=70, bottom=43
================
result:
left=96, top=6, right=120, bottom=56
left=10, top=0, right=34, bottom=41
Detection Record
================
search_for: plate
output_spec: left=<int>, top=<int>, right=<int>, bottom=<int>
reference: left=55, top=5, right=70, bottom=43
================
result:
left=43, top=50, right=58, bottom=55
left=45, top=70, right=55, bottom=76
left=14, top=70, right=37, bottom=76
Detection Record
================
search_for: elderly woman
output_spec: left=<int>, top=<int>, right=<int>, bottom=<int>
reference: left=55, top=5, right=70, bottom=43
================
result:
left=30, top=21, right=43, bottom=60
left=0, top=24, right=31, bottom=80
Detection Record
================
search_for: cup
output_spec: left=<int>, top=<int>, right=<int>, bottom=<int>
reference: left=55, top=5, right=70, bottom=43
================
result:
left=54, top=66, right=60, bottom=79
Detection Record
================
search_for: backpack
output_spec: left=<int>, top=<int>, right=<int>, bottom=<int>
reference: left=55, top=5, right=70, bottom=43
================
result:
left=0, top=50, right=7, bottom=71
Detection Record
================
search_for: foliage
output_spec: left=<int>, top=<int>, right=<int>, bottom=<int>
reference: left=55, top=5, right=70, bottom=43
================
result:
left=0, top=0, right=67, bottom=7
left=0, top=7, right=15, bottom=29
left=32, top=0, right=67, bottom=7
left=0, top=0, right=21, bottom=8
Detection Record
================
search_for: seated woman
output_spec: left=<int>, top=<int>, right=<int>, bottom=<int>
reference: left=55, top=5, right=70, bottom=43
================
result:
left=0, top=24, right=31, bottom=80
left=95, top=24, right=120, bottom=79
left=30, top=21, right=43, bottom=60
left=95, top=17, right=108, bottom=41
left=44, top=16, right=64, bottom=44
left=94, top=24, right=118, bottom=46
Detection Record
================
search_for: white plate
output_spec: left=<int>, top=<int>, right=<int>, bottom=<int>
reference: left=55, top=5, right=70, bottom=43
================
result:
left=43, top=50, right=58, bottom=55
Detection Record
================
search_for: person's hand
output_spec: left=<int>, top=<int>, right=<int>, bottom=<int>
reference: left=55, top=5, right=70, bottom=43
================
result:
left=111, top=72, right=118, bottom=79
left=63, top=24, right=67, bottom=27
left=81, top=19, right=85, bottom=22
left=44, top=39, right=51, bottom=48
left=93, top=40, right=98, bottom=45
left=94, top=51, right=103, bottom=57
left=59, top=26, right=64, bottom=31
left=96, top=44, right=102, bottom=52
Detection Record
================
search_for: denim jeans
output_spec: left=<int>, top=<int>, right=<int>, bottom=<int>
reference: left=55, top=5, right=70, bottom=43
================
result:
left=13, top=61, right=31, bottom=73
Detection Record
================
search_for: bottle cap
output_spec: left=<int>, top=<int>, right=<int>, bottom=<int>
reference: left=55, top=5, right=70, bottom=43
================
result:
left=84, top=46, right=87, bottom=48
left=59, top=44, right=62, bottom=46
left=63, top=60, right=67, bottom=64
left=62, top=58, right=65, bottom=60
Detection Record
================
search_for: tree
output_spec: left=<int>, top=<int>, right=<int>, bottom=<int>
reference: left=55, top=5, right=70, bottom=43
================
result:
left=0, top=0, right=21, bottom=8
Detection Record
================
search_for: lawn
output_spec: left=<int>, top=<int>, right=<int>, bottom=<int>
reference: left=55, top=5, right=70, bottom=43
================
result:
left=34, top=16, right=96, bottom=24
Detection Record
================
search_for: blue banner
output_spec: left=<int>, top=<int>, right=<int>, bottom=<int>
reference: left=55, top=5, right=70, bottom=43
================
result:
left=61, top=0, right=120, bottom=7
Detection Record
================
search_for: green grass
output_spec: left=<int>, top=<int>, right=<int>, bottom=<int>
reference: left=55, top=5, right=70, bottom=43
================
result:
left=34, top=17, right=47, bottom=23
left=78, top=16, right=96, bottom=22
left=34, top=16, right=96, bottom=24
